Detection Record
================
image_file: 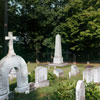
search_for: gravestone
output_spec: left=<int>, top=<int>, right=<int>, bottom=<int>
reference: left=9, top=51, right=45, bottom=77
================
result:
left=53, top=69, right=64, bottom=77
left=83, top=68, right=93, bottom=83
left=76, top=80, right=85, bottom=100
left=69, top=72, right=71, bottom=78
left=53, top=34, right=63, bottom=64
left=9, top=68, right=16, bottom=81
left=34, top=66, right=49, bottom=88
left=69, top=65, right=79, bottom=78
left=0, top=32, right=29, bottom=100
left=93, top=67, right=100, bottom=83
left=29, top=82, right=35, bottom=92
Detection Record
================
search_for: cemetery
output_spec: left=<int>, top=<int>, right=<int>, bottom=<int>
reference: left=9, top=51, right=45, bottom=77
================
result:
left=0, top=32, right=100, bottom=100
left=1, top=0, right=100, bottom=100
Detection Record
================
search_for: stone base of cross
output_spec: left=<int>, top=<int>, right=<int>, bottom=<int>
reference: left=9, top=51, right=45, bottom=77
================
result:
left=5, top=32, right=16, bottom=56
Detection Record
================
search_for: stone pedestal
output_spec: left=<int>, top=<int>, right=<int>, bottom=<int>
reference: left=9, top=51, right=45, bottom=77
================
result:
left=53, top=34, right=63, bottom=64
left=34, top=80, right=49, bottom=88
left=15, top=84, right=29, bottom=93
left=53, top=69, right=64, bottom=77
left=53, top=57, right=63, bottom=64
left=0, top=94, right=8, bottom=100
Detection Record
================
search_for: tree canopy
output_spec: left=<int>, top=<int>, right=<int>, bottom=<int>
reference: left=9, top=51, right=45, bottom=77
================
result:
left=0, top=0, right=4, bottom=58
left=3, top=0, right=100, bottom=62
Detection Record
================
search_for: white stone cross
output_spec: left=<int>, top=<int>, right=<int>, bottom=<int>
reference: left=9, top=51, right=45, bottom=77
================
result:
left=5, top=32, right=16, bottom=56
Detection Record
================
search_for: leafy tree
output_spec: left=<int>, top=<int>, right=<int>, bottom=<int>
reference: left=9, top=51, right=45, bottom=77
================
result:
left=8, top=0, right=68, bottom=61
left=8, top=0, right=100, bottom=62
left=0, top=0, right=4, bottom=58
left=52, top=0, right=100, bottom=55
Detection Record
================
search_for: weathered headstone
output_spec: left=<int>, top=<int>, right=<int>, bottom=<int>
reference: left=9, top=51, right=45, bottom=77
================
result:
left=9, top=68, right=16, bottom=81
left=83, top=68, right=93, bottom=83
left=48, top=66, right=50, bottom=70
left=53, top=34, right=63, bottom=64
left=0, top=32, right=29, bottom=100
left=53, top=69, right=64, bottom=77
left=69, top=72, right=71, bottom=78
left=69, top=65, right=79, bottom=78
left=29, top=82, right=35, bottom=92
left=54, top=66, right=56, bottom=69
left=76, top=80, right=85, bottom=100
left=34, top=66, right=49, bottom=88
left=93, top=67, right=100, bottom=83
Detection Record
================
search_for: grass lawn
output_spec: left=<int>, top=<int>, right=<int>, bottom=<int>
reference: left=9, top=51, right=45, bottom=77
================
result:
left=10, top=63, right=100, bottom=100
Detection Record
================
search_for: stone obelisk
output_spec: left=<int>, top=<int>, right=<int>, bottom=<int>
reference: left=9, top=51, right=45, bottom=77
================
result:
left=53, top=34, right=63, bottom=64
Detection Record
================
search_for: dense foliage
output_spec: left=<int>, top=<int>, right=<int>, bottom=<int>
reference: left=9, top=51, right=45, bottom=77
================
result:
left=0, top=0, right=4, bottom=58
left=43, top=81, right=100, bottom=100
left=28, top=70, right=35, bottom=82
left=86, top=82, right=100, bottom=100
left=52, top=81, right=76, bottom=100
left=48, top=72, right=56, bottom=81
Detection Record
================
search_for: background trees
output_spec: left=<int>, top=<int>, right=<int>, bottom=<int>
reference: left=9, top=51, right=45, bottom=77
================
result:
left=1, top=0, right=100, bottom=62
left=0, top=0, right=4, bottom=58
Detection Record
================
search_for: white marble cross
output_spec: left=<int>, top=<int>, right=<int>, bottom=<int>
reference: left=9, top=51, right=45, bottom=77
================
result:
left=5, top=32, right=16, bottom=56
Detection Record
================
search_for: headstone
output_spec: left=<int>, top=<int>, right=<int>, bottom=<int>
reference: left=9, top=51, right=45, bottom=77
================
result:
left=53, top=69, right=64, bottom=77
left=29, top=82, right=35, bottom=92
left=48, top=66, right=50, bottom=70
left=53, top=34, right=63, bottom=64
left=93, top=67, right=100, bottom=83
left=0, top=32, right=29, bottom=100
left=34, top=66, right=49, bottom=88
left=54, top=66, right=56, bottom=69
left=83, top=68, right=93, bottom=83
left=69, top=72, right=71, bottom=78
left=76, top=80, right=85, bottom=100
left=69, top=65, right=79, bottom=78
left=9, top=68, right=16, bottom=81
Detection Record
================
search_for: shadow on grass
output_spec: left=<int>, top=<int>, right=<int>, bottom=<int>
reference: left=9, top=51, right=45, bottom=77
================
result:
left=13, top=91, right=39, bottom=100
left=10, top=82, right=40, bottom=100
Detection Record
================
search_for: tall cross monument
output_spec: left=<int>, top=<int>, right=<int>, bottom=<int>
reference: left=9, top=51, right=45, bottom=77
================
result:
left=5, top=32, right=16, bottom=56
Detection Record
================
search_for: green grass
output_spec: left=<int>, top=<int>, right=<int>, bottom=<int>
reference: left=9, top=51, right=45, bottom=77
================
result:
left=10, top=63, right=100, bottom=100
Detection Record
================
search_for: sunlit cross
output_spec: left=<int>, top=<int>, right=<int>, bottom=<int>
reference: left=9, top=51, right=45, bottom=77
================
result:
left=5, top=32, right=17, bottom=56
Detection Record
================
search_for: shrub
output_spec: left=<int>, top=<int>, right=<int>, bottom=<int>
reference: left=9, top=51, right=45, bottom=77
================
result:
left=50, top=81, right=76, bottom=100
left=44, top=81, right=100, bottom=100
left=85, top=82, right=100, bottom=100
left=28, top=70, right=35, bottom=82
left=48, top=72, right=56, bottom=81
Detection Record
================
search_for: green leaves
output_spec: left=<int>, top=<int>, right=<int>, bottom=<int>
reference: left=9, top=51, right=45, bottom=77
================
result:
left=86, top=82, right=100, bottom=100
left=52, top=81, right=76, bottom=100
left=8, top=0, right=100, bottom=60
